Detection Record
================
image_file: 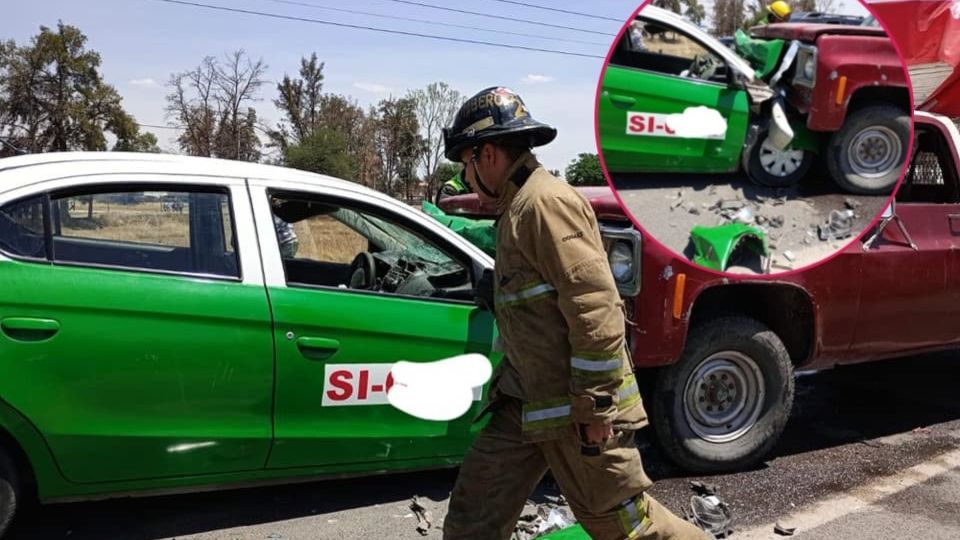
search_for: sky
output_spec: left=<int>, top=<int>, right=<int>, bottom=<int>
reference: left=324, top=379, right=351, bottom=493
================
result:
left=2, top=0, right=874, bottom=173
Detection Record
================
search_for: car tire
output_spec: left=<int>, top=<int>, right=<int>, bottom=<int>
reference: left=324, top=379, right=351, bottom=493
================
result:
left=0, top=447, right=19, bottom=538
left=744, top=133, right=815, bottom=188
left=652, top=316, right=795, bottom=473
left=827, top=104, right=910, bottom=195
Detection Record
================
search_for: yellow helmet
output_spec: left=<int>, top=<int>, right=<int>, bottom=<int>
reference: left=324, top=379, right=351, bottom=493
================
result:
left=767, top=0, right=792, bottom=20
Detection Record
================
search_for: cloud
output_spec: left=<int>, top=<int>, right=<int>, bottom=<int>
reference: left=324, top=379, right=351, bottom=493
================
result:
left=521, top=74, right=555, bottom=84
left=129, top=78, right=159, bottom=88
left=353, top=82, right=393, bottom=94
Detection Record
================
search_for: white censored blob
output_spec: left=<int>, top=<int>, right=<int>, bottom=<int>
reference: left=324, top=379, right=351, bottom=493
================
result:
left=387, top=354, right=493, bottom=422
left=665, top=106, right=728, bottom=139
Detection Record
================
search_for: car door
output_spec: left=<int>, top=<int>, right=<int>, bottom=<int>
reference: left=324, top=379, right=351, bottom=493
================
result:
left=851, top=119, right=960, bottom=354
left=599, top=14, right=750, bottom=174
left=0, top=177, right=274, bottom=483
left=248, top=183, right=498, bottom=470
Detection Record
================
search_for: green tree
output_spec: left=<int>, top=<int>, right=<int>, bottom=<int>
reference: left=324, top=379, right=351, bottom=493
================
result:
left=653, top=0, right=683, bottom=14
left=565, top=153, right=605, bottom=187
left=270, top=53, right=325, bottom=150
left=284, top=128, right=356, bottom=178
left=0, top=22, right=155, bottom=155
left=683, top=0, right=707, bottom=26
left=376, top=96, right=425, bottom=199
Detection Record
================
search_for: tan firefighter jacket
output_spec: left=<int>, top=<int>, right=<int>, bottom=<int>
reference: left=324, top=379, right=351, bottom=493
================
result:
left=489, top=152, right=648, bottom=442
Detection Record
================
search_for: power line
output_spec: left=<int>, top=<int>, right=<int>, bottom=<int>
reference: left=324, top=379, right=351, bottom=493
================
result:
left=150, top=0, right=605, bottom=59
left=261, top=0, right=608, bottom=46
left=369, top=0, right=613, bottom=36
left=479, top=0, right=624, bottom=22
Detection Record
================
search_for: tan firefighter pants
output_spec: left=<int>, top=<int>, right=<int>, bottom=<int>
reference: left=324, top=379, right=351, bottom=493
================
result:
left=443, top=397, right=711, bottom=540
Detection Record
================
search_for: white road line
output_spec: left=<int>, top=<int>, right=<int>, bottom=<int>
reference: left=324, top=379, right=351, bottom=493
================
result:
left=733, top=447, right=960, bottom=539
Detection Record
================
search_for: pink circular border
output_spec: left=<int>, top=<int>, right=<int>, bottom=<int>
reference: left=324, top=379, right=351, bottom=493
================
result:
left=593, top=0, right=916, bottom=279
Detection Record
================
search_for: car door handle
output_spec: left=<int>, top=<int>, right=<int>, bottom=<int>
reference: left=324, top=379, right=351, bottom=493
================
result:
left=607, top=93, right=637, bottom=109
left=296, top=337, right=340, bottom=361
left=1, top=317, right=61, bottom=342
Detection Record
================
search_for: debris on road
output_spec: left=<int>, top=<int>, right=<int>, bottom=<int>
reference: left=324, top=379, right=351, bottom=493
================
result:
left=783, top=250, right=796, bottom=262
left=410, top=496, right=432, bottom=536
left=686, top=493, right=733, bottom=538
left=690, top=481, right=720, bottom=497
left=513, top=506, right=575, bottom=540
left=774, top=521, right=797, bottom=536
left=844, top=197, right=862, bottom=210
left=818, top=209, right=856, bottom=241
left=691, top=223, right=768, bottom=272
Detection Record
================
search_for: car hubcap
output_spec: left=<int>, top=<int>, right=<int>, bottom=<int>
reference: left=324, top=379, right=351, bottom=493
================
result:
left=759, top=138, right=804, bottom=177
left=683, top=351, right=765, bottom=443
left=848, top=126, right=901, bottom=178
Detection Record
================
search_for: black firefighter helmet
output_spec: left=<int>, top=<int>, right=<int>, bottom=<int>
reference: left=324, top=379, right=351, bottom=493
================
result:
left=443, top=87, right=557, bottom=162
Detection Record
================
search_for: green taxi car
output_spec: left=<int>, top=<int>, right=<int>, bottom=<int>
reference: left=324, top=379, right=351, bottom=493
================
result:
left=0, top=152, right=508, bottom=535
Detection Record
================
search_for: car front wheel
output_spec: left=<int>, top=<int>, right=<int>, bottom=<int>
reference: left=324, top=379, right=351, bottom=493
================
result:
left=827, top=104, right=910, bottom=194
left=744, top=134, right=815, bottom=188
left=652, top=316, right=795, bottom=473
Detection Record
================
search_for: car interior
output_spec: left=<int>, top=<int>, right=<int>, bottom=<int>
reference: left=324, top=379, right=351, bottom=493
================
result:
left=0, top=191, right=239, bottom=278
left=610, top=19, right=729, bottom=84
left=272, top=195, right=475, bottom=302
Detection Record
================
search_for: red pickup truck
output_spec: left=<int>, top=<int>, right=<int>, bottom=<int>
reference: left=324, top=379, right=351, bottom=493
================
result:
left=440, top=109, right=958, bottom=473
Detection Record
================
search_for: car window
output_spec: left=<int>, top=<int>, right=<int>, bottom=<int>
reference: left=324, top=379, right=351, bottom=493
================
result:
left=0, top=195, right=47, bottom=259
left=270, top=193, right=474, bottom=302
left=611, top=19, right=726, bottom=82
left=897, top=125, right=960, bottom=204
left=47, top=188, right=239, bottom=278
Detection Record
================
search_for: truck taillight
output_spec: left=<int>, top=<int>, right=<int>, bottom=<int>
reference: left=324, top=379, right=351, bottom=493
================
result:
left=600, top=224, right=641, bottom=297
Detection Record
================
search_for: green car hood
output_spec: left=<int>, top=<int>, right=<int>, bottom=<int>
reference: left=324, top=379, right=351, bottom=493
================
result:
left=735, top=29, right=786, bottom=80
left=422, top=201, right=497, bottom=257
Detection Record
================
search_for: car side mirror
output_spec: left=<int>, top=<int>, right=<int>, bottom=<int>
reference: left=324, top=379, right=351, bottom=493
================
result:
left=475, top=267, right=495, bottom=312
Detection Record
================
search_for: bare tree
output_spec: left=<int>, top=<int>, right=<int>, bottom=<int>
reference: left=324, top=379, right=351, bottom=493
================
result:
left=814, top=0, right=837, bottom=12
left=408, top=82, right=463, bottom=198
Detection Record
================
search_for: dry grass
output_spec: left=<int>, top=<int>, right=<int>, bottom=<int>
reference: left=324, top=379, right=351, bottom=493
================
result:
left=647, top=34, right=705, bottom=59
left=294, top=215, right=367, bottom=263
left=59, top=200, right=365, bottom=262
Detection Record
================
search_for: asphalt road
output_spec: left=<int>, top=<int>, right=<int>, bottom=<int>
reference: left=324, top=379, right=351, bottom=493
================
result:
left=7, top=352, right=960, bottom=540
left=612, top=167, right=890, bottom=273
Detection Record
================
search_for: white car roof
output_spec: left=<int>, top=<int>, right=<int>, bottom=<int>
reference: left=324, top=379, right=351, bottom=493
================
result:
left=638, top=6, right=757, bottom=81
left=0, top=151, right=385, bottom=201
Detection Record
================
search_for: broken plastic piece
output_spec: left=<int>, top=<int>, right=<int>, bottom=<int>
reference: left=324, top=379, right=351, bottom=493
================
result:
left=410, top=496, right=432, bottom=536
left=774, top=522, right=797, bottom=536
left=818, top=209, right=855, bottom=241
left=689, top=495, right=733, bottom=537
left=691, top=223, right=769, bottom=272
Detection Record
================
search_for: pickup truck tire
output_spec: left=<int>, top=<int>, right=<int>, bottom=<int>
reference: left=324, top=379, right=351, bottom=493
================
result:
left=652, top=316, right=794, bottom=473
left=744, top=133, right=815, bottom=188
left=0, top=447, right=19, bottom=538
left=827, top=105, right=909, bottom=194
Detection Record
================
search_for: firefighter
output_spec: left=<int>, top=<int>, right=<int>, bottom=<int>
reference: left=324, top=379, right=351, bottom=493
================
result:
left=441, top=87, right=712, bottom=540
left=435, top=167, right=472, bottom=204
left=765, top=0, right=792, bottom=24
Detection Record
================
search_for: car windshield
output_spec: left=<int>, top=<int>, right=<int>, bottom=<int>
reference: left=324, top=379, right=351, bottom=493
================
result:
left=331, top=207, right=454, bottom=266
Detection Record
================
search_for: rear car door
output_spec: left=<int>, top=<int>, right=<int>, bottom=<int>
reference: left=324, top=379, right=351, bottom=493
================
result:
left=0, top=177, right=274, bottom=483
left=852, top=118, right=960, bottom=353
left=599, top=15, right=750, bottom=174
left=248, top=183, right=498, bottom=470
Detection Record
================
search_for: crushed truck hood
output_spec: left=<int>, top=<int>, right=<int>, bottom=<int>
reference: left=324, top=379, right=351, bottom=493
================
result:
left=870, top=0, right=960, bottom=116
left=749, top=22, right=886, bottom=42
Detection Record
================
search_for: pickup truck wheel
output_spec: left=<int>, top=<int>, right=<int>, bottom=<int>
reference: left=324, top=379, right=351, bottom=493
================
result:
left=652, top=316, right=794, bottom=473
left=0, top=447, right=19, bottom=538
left=744, top=134, right=814, bottom=188
left=827, top=105, right=909, bottom=194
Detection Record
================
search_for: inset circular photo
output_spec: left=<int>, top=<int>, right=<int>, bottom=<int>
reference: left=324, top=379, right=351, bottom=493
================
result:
left=596, top=0, right=912, bottom=274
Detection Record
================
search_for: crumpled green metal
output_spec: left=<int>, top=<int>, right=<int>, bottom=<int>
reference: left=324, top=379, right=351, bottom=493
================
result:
left=691, top=223, right=769, bottom=272
left=735, top=29, right=786, bottom=79
left=538, top=523, right=589, bottom=539
left=422, top=201, right=496, bottom=257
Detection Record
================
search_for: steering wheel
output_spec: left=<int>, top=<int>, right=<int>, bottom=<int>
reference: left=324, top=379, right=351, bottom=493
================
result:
left=689, top=53, right=719, bottom=81
left=348, top=252, right=377, bottom=290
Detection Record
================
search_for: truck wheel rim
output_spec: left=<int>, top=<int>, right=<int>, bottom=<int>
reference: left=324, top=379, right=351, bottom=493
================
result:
left=759, top=139, right=804, bottom=177
left=848, top=126, right=901, bottom=178
left=683, top=351, right=765, bottom=443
